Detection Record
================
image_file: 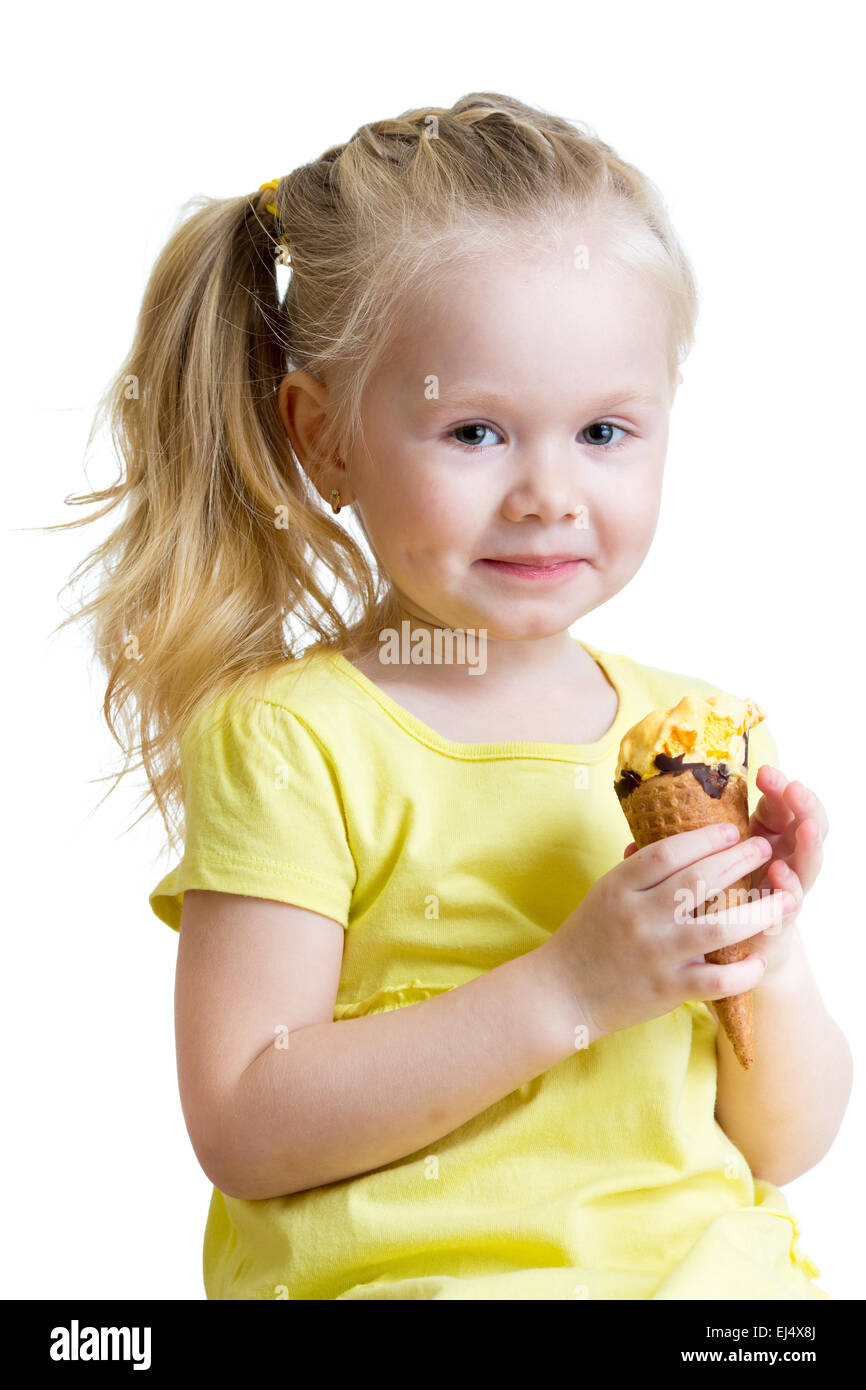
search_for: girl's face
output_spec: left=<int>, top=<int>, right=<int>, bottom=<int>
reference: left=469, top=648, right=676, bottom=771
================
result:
left=297, top=223, right=678, bottom=646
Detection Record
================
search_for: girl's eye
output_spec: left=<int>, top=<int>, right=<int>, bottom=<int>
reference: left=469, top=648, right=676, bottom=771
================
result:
left=450, top=422, right=502, bottom=450
left=449, top=420, right=632, bottom=452
left=582, top=422, right=630, bottom=449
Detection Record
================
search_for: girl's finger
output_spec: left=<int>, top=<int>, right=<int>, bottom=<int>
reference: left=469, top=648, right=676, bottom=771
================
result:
left=787, top=819, right=824, bottom=896
left=763, top=860, right=804, bottom=930
left=692, top=887, right=795, bottom=939
left=783, top=782, right=830, bottom=841
left=683, top=952, right=768, bottom=1002
left=751, top=765, right=795, bottom=836
left=669, top=833, right=773, bottom=919
left=626, top=822, right=745, bottom=891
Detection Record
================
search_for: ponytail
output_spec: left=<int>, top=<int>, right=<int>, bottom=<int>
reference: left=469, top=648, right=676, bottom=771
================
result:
left=48, top=187, right=384, bottom=850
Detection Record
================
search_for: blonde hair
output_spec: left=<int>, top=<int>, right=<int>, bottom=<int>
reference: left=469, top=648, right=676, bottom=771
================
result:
left=47, top=91, right=698, bottom=853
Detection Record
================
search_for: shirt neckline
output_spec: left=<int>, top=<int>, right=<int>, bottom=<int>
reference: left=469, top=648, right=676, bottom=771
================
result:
left=328, top=636, right=635, bottom=762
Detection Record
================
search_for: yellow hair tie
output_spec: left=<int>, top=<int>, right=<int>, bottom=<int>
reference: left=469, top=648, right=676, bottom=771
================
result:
left=259, top=177, right=279, bottom=216
left=258, top=178, right=291, bottom=265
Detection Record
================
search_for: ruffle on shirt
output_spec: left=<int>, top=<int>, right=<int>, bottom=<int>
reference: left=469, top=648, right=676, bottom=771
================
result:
left=333, top=980, right=458, bottom=1020
left=751, top=1180, right=823, bottom=1281
left=648, top=1180, right=828, bottom=1299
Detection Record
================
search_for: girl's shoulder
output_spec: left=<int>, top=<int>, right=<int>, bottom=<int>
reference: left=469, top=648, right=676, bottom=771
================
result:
left=181, top=644, right=389, bottom=773
left=191, top=645, right=350, bottom=722
left=586, top=640, right=734, bottom=709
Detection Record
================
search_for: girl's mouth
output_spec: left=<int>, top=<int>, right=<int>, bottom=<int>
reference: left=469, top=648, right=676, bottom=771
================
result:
left=478, top=557, right=587, bottom=582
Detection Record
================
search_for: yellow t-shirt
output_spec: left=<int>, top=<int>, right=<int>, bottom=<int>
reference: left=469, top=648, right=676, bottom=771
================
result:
left=149, top=637, right=831, bottom=1300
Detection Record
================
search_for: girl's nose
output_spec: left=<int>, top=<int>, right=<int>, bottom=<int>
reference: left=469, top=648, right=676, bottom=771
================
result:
left=501, top=463, right=588, bottom=526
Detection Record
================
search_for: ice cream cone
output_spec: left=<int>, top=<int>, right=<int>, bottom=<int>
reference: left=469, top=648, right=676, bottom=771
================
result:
left=613, top=693, right=767, bottom=1070
left=618, top=769, right=756, bottom=1069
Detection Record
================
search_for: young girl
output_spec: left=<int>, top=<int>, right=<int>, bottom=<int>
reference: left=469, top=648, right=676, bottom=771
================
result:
left=63, top=92, right=850, bottom=1300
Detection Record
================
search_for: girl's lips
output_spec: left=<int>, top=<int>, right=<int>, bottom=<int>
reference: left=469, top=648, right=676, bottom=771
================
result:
left=479, top=557, right=587, bottom=582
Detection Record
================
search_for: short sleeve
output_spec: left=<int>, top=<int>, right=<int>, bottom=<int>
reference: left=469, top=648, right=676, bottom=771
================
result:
left=744, top=716, right=780, bottom=819
left=149, top=695, right=357, bottom=932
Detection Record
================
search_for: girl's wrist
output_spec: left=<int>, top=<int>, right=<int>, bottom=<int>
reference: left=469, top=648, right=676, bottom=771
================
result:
left=525, top=939, right=606, bottom=1057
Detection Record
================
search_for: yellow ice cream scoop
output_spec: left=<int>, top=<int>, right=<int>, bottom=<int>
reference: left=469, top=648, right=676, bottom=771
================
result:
left=614, top=694, right=765, bottom=787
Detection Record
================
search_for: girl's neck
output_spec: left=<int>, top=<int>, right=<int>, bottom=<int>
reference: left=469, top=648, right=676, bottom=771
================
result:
left=336, top=625, right=619, bottom=748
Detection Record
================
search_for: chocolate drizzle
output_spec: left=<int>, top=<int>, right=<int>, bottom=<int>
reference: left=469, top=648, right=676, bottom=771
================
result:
left=613, top=768, right=642, bottom=799
left=615, top=752, right=732, bottom=801
left=743, top=728, right=749, bottom=770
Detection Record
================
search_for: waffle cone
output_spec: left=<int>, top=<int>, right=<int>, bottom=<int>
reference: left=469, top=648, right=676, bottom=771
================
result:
left=619, top=770, right=756, bottom=1069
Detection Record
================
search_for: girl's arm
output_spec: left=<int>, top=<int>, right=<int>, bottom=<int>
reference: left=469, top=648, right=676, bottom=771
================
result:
left=713, top=925, right=853, bottom=1186
left=176, top=890, right=585, bottom=1202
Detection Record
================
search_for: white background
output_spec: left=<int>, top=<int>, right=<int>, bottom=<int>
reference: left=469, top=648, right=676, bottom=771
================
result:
left=4, top=0, right=862, bottom=1299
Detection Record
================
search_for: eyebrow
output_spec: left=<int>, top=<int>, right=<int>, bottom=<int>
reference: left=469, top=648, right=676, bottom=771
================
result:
left=427, top=386, right=663, bottom=412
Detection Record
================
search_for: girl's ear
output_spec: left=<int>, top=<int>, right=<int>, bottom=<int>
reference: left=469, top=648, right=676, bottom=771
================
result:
left=277, top=371, right=353, bottom=508
left=277, top=370, right=329, bottom=450
left=276, top=371, right=293, bottom=438
left=277, top=370, right=330, bottom=475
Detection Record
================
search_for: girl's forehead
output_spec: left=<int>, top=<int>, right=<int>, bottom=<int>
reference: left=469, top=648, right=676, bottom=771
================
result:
left=377, top=264, right=672, bottom=378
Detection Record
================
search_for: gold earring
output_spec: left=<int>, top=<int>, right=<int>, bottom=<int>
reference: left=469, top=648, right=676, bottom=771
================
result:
left=330, top=489, right=342, bottom=514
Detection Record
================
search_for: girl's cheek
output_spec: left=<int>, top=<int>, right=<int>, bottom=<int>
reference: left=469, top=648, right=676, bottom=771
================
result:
left=599, top=474, right=661, bottom=535
left=408, top=488, right=468, bottom=536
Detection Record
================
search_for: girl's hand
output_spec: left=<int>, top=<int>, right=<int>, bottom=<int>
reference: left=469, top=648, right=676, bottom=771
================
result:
left=542, top=822, right=780, bottom=1044
left=620, top=765, right=827, bottom=990
left=742, top=764, right=829, bottom=977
